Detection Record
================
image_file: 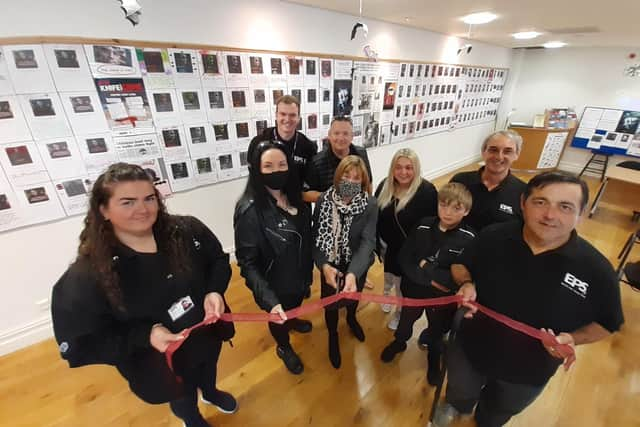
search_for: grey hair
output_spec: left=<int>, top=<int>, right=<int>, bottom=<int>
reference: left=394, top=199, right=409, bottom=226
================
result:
left=481, top=130, right=523, bottom=154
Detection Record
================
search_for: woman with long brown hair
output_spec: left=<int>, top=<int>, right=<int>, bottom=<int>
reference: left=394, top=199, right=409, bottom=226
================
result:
left=51, top=163, right=235, bottom=427
left=313, top=155, right=378, bottom=368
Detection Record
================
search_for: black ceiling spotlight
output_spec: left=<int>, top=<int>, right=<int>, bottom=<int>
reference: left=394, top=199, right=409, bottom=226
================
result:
left=457, top=44, right=473, bottom=55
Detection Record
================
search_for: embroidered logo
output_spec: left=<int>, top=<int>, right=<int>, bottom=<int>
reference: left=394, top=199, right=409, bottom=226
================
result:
left=59, top=342, right=69, bottom=353
left=561, top=272, right=589, bottom=298
left=499, top=203, right=514, bottom=215
left=193, top=238, right=201, bottom=250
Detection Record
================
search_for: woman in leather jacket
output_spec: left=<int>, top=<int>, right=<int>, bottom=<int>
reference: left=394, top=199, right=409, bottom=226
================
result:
left=234, top=140, right=313, bottom=375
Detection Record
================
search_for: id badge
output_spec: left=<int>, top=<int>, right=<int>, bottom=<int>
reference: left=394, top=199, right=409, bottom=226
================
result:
left=168, top=295, right=194, bottom=321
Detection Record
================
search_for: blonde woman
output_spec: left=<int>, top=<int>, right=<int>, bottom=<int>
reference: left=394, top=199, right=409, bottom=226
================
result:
left=375, top=149, right=438, bottom=330
left=313, top=155, right=378, bottom=368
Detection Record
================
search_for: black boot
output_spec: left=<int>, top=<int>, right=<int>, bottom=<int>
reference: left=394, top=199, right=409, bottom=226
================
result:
left=328, top=331, right=341, bottom=369
left=276, top=345, right=304, bottom=375
left=346, top=315, right=365, bottom=342
left=427, top=346, right=443, bottom=386
left=380, top=340, right=407, bottom=363
left=289, top=318, right=313, bottom=333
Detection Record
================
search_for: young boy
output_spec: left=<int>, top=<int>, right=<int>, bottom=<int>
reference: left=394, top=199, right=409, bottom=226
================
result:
left=380, top=182, right=475, bottom=385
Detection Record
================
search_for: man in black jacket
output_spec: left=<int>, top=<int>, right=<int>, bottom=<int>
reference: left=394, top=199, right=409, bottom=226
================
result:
left=247, top=94, right=317, bottom=194
left=305, top=116, right=373, bottom=202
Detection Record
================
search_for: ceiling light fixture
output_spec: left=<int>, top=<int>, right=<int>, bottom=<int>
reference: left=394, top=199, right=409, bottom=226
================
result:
left=543, top=41, right=567, bottom=48
left=461, top=12, right=497, bottom=25
left=512, top=31, right=542, bottom=40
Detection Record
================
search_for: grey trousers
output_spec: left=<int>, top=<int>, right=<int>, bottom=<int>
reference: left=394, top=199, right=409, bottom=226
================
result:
left=444, top=338, right=546, bottom=427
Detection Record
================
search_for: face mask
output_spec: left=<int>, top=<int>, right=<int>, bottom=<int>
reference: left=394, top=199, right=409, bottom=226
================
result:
left=338, top=179, right=361, bottom=198
left=261, top=170, right=289, bottom=190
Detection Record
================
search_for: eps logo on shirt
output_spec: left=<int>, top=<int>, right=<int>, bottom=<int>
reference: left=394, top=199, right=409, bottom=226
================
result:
left=561, top=272, right=589, bottom=298
left=499, top=203, right=514, bottom=215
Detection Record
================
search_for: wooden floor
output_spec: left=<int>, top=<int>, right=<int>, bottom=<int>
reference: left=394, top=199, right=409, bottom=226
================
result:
left=1, top=166, right=639, bottom=427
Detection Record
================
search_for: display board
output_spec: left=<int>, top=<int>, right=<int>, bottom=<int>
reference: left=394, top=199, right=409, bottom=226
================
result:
left=0, top=39, right=508, bottom=232
left=571, top=106, right=640, bottom=157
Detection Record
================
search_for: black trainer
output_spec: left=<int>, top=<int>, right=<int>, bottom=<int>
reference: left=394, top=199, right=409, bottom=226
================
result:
left=276, top=345, right=304, bottom=374
left=380, top=340, right=407, bottom=362
left=289, top=318, right=313, bottom=333
left=181, top=415, right=211, bottom=427
left=201, top=389, right=238, bottom=414
left=418, top=328, right=430, bottom=349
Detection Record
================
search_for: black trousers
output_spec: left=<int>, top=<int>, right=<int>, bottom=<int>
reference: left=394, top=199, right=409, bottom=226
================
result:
left=268, top=292, right=305, bottom=348
left=394, top=281, right=455, bottom=348
left=445, top=338, right=546, bottom=427
left=320, top=273, right=365, bottom=333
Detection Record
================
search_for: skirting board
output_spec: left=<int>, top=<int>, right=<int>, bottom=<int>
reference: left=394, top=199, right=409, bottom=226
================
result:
left=1, top=155, right=481, bottom=357
left=0, top=315, right=52, bottom=356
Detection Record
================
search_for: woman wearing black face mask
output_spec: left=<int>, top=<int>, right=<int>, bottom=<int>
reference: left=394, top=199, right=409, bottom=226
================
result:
left=234, top=140, right=313, bottom=375
left=313, top=155, right=378, bottom=369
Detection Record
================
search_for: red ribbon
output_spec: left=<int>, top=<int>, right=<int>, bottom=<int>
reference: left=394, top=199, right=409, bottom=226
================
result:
left=165, top=293, right=575, bottom=372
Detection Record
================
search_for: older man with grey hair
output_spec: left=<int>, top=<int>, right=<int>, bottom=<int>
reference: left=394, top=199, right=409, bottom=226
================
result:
left=449, top=130, right=526, bottom=231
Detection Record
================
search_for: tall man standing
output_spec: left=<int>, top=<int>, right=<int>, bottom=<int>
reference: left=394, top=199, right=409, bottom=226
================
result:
left=434, top=171, right=624, bottom=427
left=451, top=130, right=526, bottom=231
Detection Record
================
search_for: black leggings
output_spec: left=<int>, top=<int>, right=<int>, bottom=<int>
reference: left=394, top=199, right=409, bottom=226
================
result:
left=268, top=292, right=305, bottom=347
left=320, top=273, right=365, bottom=333
left=170, top=340, right=223, bottom=422
left=395, top=281, right=455, bottom=348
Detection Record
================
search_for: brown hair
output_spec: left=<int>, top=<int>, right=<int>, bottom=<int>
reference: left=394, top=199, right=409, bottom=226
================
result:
left=78, top=163, right=190, bottom=311
left=275, top=94, right=300, bottom=115
left=333, top=155, right=372, bottom=194
left=438, top=182, right=473, bottom=211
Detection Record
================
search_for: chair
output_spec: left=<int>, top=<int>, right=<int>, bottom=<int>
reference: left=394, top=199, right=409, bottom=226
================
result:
left=578, top=149, right=611, bottom=182
left=616, top=228, right=640, bottom=290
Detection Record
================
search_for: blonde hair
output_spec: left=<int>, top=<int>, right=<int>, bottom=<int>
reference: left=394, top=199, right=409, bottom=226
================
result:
left=377, top=148, right=423, bottom=212
left=438, top=182, right=472, bottom=211
left=333, top=155, right=372, bottom=195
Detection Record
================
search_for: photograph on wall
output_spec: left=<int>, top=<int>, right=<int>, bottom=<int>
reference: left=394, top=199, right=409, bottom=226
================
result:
left=192, top=155, right=218, bottom=186
left=177, top=89, right=207, bottom=124
left=268, top=55, right=287, bottom=84
left=228, top=88, right=251, bottom=119
left=362, top=112, right=380, bottom=148
left=0, top=95, right=32, bottom=143
left=43, top=44, right=95, bottom=92
left=84, top=44, right=141, bottom=79
left=204, top=89, right=230, bottom=122
left=233, top=120, right=252, bottom=143
left=224, top=52, right=249, bottom=87
left=94, top=78, right=154, bottom=135
left=136, top=47, right=174, bottom=89
left=60, top=91, right=110, bottom=135
left=184, top=123, right=215, bottom=157
left=54, top=176, right=92, bottom=216
left=0, top=174, right=26, bottom=232
left=0, top=142, right=50, bottom=187
left=166, top=157, right=196, bottom=192
left=248, top=55, right=268, bottom=86
left=304, top=57, right=318, bottom=87
left=158, top=126, right=189, bottom=160
left=199, top=50, right=226, bottom=88
left=320, top=59, right=333, bottom=88
left=0, top=50, right=14, bottom=95
left=19, top=92, right=72, bottom=140
left=3, top=45, right=56, bottom=94
left=36, top=137, right=87, bottom=180
left=167, top=49, right=201, bottom=89
left=14, top=180, right=65, bottom=227
left=286, top=56, right=303, bottom=86
left=333, top=80, right=352, bottom=116
left=250, top=87, right=269, bottom=116
left=76, top=133, right=118, bottom=175
left=148, top=89, right=181, bottom=126
left=216, top=151, right=239, bottom=181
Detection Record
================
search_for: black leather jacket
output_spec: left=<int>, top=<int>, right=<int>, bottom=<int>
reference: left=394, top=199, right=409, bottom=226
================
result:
left=234, top=196, right=313, bottom=312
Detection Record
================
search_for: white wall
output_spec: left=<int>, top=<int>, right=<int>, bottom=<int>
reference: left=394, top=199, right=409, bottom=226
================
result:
left=0, top=0, right=512, bottom=354
left=502, top=46, right=640, bottom=172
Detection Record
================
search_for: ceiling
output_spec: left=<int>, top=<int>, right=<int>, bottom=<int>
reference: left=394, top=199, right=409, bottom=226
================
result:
left=286, top=0, right=640, bottom=48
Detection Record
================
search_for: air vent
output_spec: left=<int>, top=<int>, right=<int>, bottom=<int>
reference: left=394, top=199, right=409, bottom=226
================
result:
left=544, top=26, right=600, bottom=34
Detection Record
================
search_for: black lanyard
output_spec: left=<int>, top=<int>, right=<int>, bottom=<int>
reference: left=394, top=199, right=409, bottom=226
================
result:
left=273, top=128, right=298, bottom=157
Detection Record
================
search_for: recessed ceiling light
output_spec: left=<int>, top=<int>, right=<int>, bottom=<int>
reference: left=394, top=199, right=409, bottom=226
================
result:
left=461, top=12, right=498, bottom=25
left=543, top=41, right=567, bottom=48
left=512, top=31, right=542, bottom=40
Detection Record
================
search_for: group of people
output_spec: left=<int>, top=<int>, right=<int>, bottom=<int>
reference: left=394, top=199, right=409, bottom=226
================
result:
left=51, top=95, right=624, bottom=427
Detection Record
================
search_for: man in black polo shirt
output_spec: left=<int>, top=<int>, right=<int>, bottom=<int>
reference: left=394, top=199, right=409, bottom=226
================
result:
left=450, top=130, right=526, bottom=231
left=247, top=94, right=317, bottom=191
left=434, top=171, right=624, bottom=427
left=305, top=116, right=373, bottom=202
